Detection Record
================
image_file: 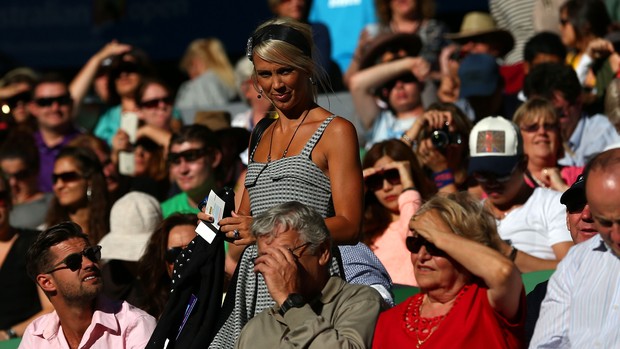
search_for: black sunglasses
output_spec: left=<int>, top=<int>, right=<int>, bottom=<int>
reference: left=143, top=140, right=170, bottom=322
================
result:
left=566, top=199, right=587, bottom=214
left=45, top=245, right=102, bottom=274
left=6, top=91, right=31, bottom=108
left=134, top=137, right=161, bottom=152
left=165, top=246, right=187, bottom=264
left=33, top=94, right=72, bottom=107
left=472, top=163, right=519, bottom=184
left=384, top=73, right=419, bottom=91
left=140, top=96, right=173, bottom=109
left=114, top=61, right=141, bottom=76
left=405, top=236, right=447, bottom=257
left=52, top=171, right=84, bottom=184
left=168, top=148, right=208, bottom=165
left=3, top=169, right=31, bottom=181
left=364, top=168, right=401, bottom=191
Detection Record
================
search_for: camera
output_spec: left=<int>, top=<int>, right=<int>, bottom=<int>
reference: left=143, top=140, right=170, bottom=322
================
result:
left=430, top=125, right=462, bottom=149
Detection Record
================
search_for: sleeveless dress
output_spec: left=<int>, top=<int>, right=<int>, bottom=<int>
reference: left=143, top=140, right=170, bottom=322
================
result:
left=209, top=115, right=340, bottom=348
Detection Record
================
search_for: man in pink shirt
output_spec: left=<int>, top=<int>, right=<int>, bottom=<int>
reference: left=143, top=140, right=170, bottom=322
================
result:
left=19, top=222, right=155, bottom=349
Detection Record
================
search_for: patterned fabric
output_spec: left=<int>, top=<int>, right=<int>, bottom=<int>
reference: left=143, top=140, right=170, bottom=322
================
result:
left=209, top=115, right=340, bottom=349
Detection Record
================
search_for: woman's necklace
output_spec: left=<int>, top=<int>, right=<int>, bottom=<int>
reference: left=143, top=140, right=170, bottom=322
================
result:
left=267, top=109, right=310, bottom=163
left=404, top=286, right=469, bottom=348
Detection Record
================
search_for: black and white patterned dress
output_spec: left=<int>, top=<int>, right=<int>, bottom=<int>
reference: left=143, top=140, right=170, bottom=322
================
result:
left=209, top=115, right=340, bottom=348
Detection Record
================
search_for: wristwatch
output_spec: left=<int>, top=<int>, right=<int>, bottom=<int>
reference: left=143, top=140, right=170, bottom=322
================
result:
left=4, top=328, right=17, bottom=339
left=278, top=293, right=306, bottom=316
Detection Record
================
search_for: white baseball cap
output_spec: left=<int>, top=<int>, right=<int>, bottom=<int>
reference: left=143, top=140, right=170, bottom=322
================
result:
left=468, top=116, right=523, bottom=175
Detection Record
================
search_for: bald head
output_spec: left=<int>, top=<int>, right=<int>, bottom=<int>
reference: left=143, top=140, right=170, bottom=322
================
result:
left=585, top=148, right=620, bottom=256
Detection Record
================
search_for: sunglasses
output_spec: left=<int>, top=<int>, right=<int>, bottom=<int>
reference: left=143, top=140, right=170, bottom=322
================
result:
left=6, top=91, right=31, bottom=108
left=566, top=199, right=586, bottom=214
left=168, top=148, right=207, bottom=165
left=52, top=171, right=84, bottom=184
left=520, top=123, right=559, bottom=133
left=45, top=245, right=102, bottom=274
left=472, top=163, right=519, bottom=184
left=405, top=236, right=446, bottom=257
left=114, top=61, right=141, bottom=76
left=560, top=18, right=569, bottom=26
left=3, top=169, right=31, bottom=181
left=140, top=96, right=173, bottom=109
left=33, top=94, right=72, bottom=107
left=289, top=242, right=311, bottom=259
left=384, top=73, right=419, bottom=91
left=0, top=190, right=10, bottom=207
left=134, top=137, right=161, bottom=152
left=165, top=246, right=188, bottom=264
left=364, top=168, right=401, bottom=191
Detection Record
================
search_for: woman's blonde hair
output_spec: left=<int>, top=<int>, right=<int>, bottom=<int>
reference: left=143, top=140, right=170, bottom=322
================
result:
left=249, top=18, right=329, bottom=101
left=414, top=192, right=503, bottom=252
left=180, top=38, right=236, bottom=89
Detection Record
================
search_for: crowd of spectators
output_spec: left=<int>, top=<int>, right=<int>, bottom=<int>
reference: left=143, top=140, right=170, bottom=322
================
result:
left=2, top=0, right=620, bottom=347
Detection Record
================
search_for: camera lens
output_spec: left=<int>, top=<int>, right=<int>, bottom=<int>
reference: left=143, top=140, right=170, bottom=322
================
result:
left=431, top=129, right=449, bottom=149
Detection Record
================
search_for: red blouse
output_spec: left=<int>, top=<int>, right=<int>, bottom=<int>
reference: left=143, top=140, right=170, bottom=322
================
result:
left=372, top=283, right=525, bottom=348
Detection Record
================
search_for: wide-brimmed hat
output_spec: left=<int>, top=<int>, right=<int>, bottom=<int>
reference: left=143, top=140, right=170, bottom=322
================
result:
left=445, top=12, right=515, bottom=58
left=99, top=191, right=163, bottom=262
left=359, top=33, right=423, bottom=70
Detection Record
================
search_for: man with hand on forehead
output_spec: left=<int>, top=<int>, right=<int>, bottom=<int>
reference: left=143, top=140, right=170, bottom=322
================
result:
left=235, top=201, right=384, bottom=349
left=19, top=222, right=156, bottom=349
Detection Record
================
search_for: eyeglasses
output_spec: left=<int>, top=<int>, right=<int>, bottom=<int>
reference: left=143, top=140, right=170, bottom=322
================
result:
left=165, top=245, right=188, bottom=264
left=472, top=164, right=519, bottom=184
left=33, top=94, right=72, bottom=107
left=3, top=169, right=31, bottom=181
left=45, top=245, right=102, bottom=274
left=364, top=168, right=401, bottom=191
left=384, top=73, right=419, bottom=91
left=140, top=96, right=173, bottom=109
left=405, top=236, right=446, bottom=257
left=52, top=171, right=84, bottom=184
left=168, top=148, right=208, bottom=165
left=566, top=200, right=587, bottom=214
left=520, top=122, right=560, bottom=133
left=289, top=242, right=311, bottom=259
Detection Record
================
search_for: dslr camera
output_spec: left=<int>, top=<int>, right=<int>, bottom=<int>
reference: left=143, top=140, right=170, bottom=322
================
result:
left=430, top=125, right=463, bottom=149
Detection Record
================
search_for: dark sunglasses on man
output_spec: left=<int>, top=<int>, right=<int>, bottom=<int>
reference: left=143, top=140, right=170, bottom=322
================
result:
left=364, top=168, right=401, bottom=191
left=45, top=245, right=102, bottom=274
left=3, top=169, right=31, bottom=181
left=383, top=73, right=419, bottom=91
left=168, top=148, right=208, bottom=166
left=33, top=94, right=72, bottom=108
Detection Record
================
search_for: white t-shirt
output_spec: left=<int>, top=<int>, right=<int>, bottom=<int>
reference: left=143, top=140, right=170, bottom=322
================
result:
left=495, top=187, right=571, bottom=260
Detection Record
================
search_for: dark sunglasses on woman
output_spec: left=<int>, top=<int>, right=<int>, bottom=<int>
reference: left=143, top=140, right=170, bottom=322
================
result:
left=405, top=235, right=447, bottom=257
left=165, top=246, right=189, bottom=264
left=52, top=171, right=84, bottom=184
left=140, top=96, right=174, bottom=109
left=364, top=168, right=401, bottom=191
left=45, top=245, right=102, bottom=273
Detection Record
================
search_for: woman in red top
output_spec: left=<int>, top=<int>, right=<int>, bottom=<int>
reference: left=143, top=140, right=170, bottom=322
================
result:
left=372, top=192, right=525, bottom=348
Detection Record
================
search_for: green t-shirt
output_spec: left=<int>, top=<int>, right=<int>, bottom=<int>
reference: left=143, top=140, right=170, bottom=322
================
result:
left=161, top=192, right=199, bottom=218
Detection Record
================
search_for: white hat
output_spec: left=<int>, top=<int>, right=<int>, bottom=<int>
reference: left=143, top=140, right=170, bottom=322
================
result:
left=468, top=116, right=523, bottom=175
left=99, top=191, right=162, bottom=262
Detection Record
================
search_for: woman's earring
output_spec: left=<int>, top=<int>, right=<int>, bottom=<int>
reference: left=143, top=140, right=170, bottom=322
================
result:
left=86, top=185, right=92, bottom=202
left=257, top=89, right=263, bottom=99
left=309, top=77, right=316, bottom=85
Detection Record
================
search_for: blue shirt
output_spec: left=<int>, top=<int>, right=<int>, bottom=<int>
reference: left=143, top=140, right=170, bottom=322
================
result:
left=529, top=237, right=620, bottom=348
left=308, top=0, right=376, bottom=74
left=558, top=113, right=620, bottom=167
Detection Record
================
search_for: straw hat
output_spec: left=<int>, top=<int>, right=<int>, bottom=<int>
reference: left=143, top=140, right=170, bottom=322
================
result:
left=445, top=12, right=514, bottom=57
left=99, top=191, right=163, bottom=262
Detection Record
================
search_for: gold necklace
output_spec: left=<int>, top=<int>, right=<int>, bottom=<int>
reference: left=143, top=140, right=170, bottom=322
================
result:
left=267, top=109, right=310, bottom=163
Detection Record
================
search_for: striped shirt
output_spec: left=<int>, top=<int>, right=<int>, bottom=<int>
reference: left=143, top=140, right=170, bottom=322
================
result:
left=489, top=0, right=536, bottom=64
left=529, top=237, right=620, bottom=348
